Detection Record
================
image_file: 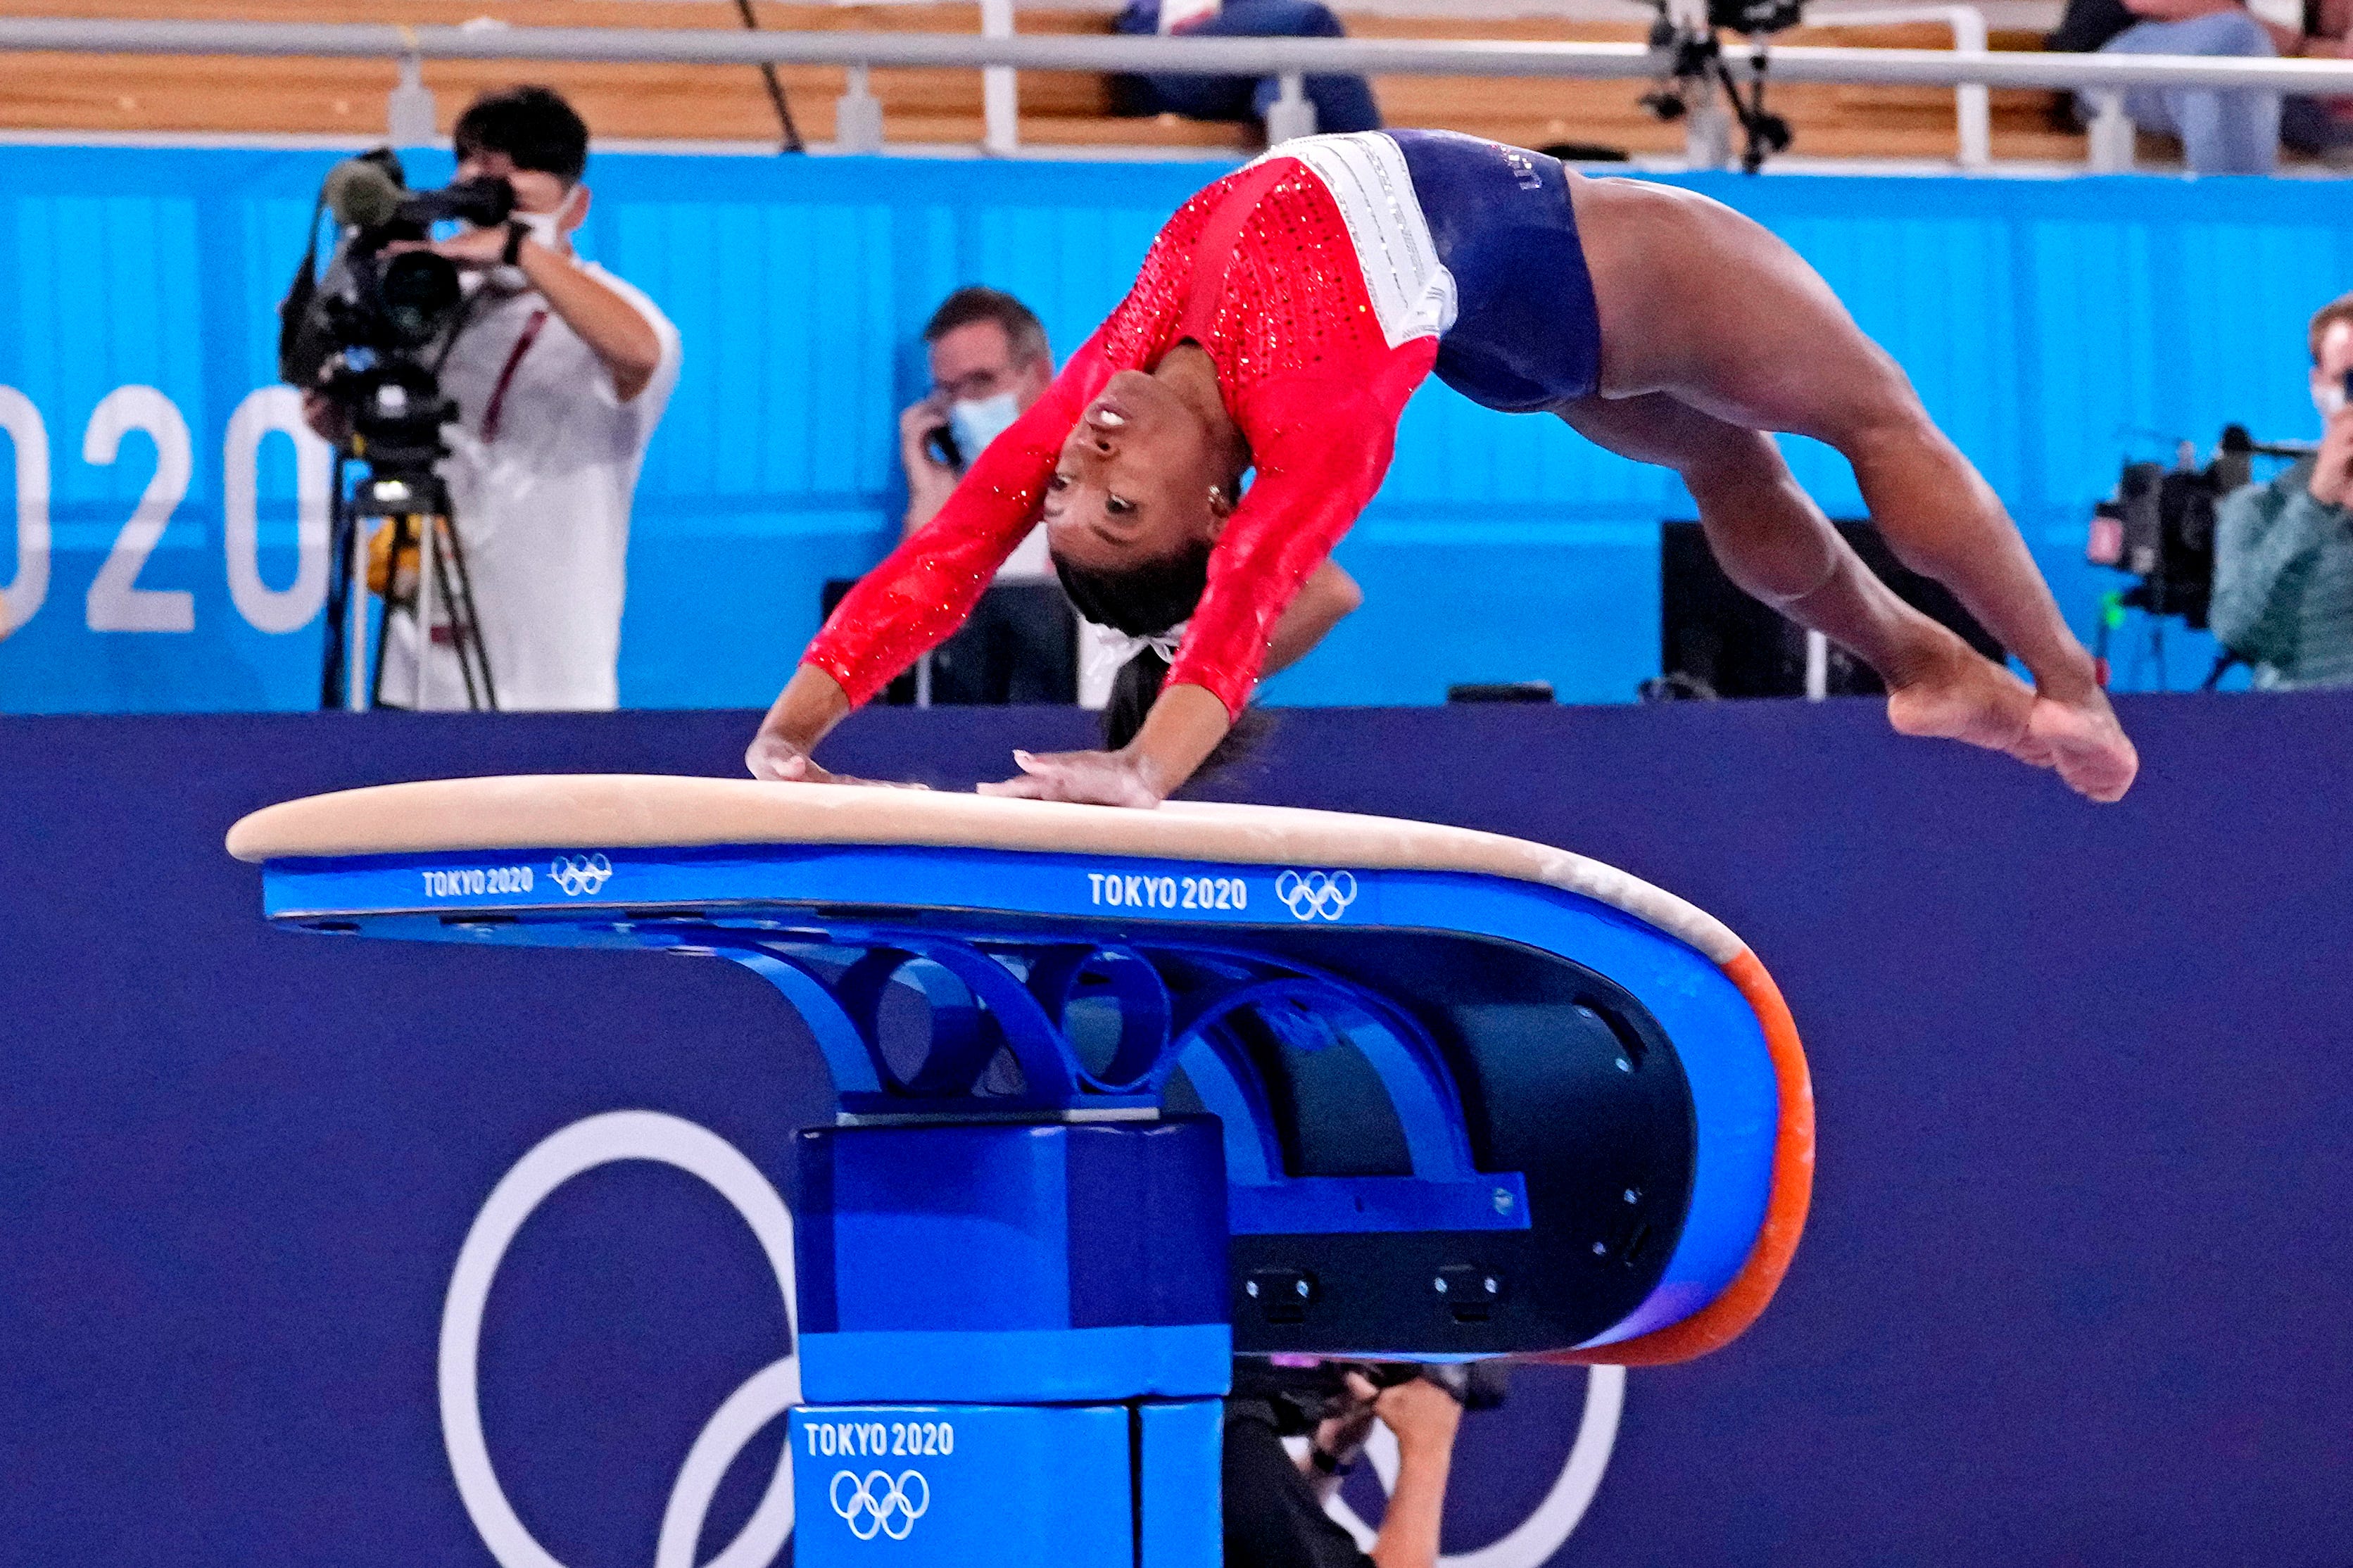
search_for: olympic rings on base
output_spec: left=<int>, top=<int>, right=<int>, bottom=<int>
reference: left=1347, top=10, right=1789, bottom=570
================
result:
left=831, top=1469, right=931, bottom=1541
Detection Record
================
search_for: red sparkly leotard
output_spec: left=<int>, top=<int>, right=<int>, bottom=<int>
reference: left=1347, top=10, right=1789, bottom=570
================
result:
left=804, top=129, right=1603, bottom=719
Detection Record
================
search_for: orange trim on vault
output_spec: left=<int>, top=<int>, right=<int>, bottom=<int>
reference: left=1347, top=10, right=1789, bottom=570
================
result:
left=1537, top=946, right=1815, bottom=1367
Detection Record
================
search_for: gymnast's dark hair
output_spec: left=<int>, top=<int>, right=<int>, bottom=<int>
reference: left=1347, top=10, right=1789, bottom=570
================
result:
left=1054, top=543, right=1271, bottom=778
left=1054, top=543, right=1211, bottom=751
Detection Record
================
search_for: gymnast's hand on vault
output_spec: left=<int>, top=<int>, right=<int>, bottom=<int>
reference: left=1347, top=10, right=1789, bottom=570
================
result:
left=978, top=749, right=1162, bottom=809
left=743, top=733, right=926, bottom=791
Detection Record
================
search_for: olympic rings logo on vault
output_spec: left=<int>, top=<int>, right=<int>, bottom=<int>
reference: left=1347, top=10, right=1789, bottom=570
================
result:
left=1276, top=868, right=1359, bottom=922
left=831, top=1469, right=931, bottom=1541
left=548, top=853, right=613, bottom=897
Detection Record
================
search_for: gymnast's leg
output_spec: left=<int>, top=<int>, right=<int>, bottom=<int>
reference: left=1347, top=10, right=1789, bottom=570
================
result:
left=1566, top=175, right=2137, bottom=802
left=1555, top=393, right=2002, bottom=704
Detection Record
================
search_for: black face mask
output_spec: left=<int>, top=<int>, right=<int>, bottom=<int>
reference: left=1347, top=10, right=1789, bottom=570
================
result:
left=1054, top=540, right=1212, bottom=637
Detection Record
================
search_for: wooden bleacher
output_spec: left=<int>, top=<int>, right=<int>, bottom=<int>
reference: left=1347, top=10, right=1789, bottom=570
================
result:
left=1, top=0, right=2090, bottom=163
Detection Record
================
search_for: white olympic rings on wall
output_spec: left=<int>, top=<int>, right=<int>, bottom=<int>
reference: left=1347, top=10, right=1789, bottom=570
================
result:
left=1275, top=869, right=1359, bottom=922
left=831, top=1469, right=931, bottom=1541
left=1324, top=1365, right=1625, bottom=1568
left=438, top=1111, right=801, bottom=1568
left=549, top=854, right=613, bottom=897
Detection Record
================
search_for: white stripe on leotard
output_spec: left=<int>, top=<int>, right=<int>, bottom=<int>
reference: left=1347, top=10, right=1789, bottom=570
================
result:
left=1255, top=132, right=1459, bottom=350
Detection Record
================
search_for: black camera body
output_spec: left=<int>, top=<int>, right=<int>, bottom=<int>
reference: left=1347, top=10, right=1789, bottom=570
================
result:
left=2088, top=427, right=2257, bottom=631
left=1708, top=0, right=1805, bottom=32
left=279, top=150, right=514, bottom=711
left=1229, top=1356, right=1509, bottom=1436
left=279, top=151, right=515, bottom=487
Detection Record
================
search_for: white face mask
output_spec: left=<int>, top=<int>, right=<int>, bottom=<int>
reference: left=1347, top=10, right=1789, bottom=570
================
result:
left=949, top=391, right=1023, bottom=464
left=2315, top=377, right=2347, bottom=420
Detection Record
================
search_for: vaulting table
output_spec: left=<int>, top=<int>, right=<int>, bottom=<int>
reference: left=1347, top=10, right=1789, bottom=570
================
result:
left=228, top=775, right=1812, bottom=1568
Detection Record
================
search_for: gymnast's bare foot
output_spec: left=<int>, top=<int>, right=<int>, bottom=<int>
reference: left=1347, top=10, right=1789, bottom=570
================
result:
left=2019, top=685, right=2138, bottom=803
left=1885, top=631, right=2035, bottom=753
left=1885, top=633, right=2138, bottom=802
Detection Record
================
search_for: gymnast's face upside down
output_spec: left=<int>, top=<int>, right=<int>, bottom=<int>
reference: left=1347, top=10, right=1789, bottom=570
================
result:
left=1041, top=360, right=1242, bottom=581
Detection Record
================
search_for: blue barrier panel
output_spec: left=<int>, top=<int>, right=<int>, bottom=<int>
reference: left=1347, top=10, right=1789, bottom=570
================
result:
left=5, top=695, right=2353, bottom=1565
left=3, top=148, right=2350, bottom=712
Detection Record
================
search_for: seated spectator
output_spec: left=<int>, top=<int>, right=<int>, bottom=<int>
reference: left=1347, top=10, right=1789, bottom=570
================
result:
left=1225, top=1367, right=1461, bottom=1568
left=2210, top=293, right=2353, bottom=688
left=1112, top=0, right=1382, bottom=137
left=894, top=286, right=1077, bottom=703
left=2048, top=0, right=2353, bottom=174
left=902, top=287, right=1056, bottom=556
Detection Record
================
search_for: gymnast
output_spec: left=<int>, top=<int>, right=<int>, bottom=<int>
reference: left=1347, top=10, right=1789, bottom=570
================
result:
left=747, top=129, right=2139, bottom=806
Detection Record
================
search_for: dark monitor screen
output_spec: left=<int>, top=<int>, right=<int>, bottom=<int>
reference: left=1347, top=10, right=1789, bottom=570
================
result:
left=1659, top=521, right=2005, bottom=699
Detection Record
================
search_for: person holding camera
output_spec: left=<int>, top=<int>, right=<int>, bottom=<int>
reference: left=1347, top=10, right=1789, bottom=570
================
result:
left=2210, top=293, right=2353, bottom=689
left=303, top=85, right=680, bottom=710
left=1225, top=1366, right=1463, bottom=1568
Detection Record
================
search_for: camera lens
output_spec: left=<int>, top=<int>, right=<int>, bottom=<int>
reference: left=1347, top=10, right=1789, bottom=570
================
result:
left=379, top=251, right=463, bottom=348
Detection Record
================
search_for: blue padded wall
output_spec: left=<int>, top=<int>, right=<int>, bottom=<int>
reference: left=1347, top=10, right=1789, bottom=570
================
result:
left=5, top=696, right=2351, bottom=1567
left=1, top=146, right=2345, bottom=713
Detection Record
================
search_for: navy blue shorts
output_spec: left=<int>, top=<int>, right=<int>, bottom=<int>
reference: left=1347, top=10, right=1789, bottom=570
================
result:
left=1389, top=129, right=1604, bottom=413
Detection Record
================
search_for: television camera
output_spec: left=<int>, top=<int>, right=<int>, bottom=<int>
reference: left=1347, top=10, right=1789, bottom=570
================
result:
left=278, top=150, right=507, bottom=711
left=1641, top=0, right=1808, bottom=172
left=2086, top=424, right=2312, bottom=688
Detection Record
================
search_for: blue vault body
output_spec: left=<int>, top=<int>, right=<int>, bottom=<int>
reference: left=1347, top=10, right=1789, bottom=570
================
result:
left=795, top=1117, right=1229, bottom=1403
left=229, top=776, right=1815, bottom=1567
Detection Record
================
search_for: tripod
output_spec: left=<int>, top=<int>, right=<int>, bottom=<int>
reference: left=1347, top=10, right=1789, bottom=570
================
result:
left=320, top=455, right=497, bottom=711
left=1641, top=0, right=1796, bottom=171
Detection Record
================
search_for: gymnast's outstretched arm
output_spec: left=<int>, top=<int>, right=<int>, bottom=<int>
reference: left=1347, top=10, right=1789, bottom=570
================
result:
left=746, top=330, right=1121, bottom=785
left=1267, top=559, right=1362, bottom=676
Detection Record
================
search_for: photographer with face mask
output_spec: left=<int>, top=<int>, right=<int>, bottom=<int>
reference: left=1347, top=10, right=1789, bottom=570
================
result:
left=302, top=84, right=681, bottom=711
left=2211, top=293, right=2353, bottom=690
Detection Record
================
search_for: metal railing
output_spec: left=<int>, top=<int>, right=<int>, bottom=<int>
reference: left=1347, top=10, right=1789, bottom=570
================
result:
left=1809, top=6, right=1992, bottom=167
left=8, top=15, right=2353, bottom=169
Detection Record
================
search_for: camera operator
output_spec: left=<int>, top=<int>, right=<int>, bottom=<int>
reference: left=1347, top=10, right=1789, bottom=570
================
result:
left=1225, top=1366, right=1463, bottom=1568
left=303, top=85, right=680, bottom=710
left=2210, top=293, right=2353, bottom=690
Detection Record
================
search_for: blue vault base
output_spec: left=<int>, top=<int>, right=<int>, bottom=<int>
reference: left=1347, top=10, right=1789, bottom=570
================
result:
left=797, top=1118, right=1230, bottom=1405
left=790, top=1401, right=1223, bottom=1568
left=222, top=773, right=1817, bottom=1564
left=793, top=1120, right=1230, bottom=1565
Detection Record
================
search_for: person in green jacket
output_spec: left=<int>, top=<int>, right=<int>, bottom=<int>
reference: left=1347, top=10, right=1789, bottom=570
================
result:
left=2213, top=293, right=2353, bottom=690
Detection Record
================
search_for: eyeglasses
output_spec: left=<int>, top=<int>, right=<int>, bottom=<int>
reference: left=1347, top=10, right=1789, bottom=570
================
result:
left=935, top=365, right=1018, bottom=403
